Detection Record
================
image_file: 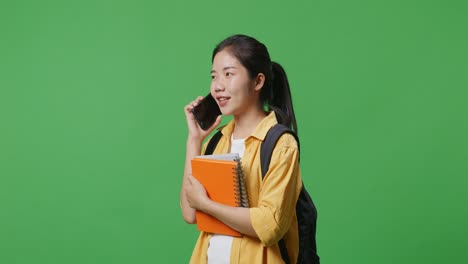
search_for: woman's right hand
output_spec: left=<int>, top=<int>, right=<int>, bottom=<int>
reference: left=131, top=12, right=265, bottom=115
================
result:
left=184, top=96, right=222, bottom=143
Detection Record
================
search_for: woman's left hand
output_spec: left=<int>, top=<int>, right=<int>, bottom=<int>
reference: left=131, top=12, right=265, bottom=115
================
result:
left=184, top=175, right=210, bottom=211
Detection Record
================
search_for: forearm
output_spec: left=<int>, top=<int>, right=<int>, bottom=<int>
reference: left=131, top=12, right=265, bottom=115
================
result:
left=180, top=138, right=202, bottom=223
left=200, top=199, right=258, bottom=238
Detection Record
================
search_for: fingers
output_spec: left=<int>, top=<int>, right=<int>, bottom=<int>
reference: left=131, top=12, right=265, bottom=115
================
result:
left=184, top=96, right=205, bottom=113
left=184, top=101, right=196, bottom=113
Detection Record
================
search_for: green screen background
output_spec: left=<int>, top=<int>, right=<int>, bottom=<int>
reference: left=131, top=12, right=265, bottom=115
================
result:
left=1, top=0, right=467, bottom=263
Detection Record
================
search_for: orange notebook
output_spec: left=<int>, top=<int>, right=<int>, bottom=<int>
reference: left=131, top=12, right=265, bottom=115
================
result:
left=191, top=154, right=249, bottom=237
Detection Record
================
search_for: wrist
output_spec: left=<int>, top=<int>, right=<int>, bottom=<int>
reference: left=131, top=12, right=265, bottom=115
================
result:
left=187, top=136, right=203, bottom=146
left=199, top=197, right=212, bottom=213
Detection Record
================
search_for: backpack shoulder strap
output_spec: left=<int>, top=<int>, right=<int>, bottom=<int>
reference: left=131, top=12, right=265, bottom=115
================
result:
left=260, top=124, right=300, bottom=179
left=204, top=130, right=223, bottom=155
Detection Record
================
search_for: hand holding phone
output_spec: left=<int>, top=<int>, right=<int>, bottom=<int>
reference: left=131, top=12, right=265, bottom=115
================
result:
left=192, top=93, right=222, bottom=130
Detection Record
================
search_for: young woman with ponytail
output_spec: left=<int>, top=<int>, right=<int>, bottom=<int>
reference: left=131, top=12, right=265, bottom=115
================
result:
left=181, top=34, right=302, bottom=263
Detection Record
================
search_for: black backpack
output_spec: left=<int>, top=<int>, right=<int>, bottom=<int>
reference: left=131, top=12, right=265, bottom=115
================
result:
left=205, top=124, right=320, bottom=264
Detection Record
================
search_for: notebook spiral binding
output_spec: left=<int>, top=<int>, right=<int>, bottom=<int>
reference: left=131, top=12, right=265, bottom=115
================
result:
left=233, top=157, right=249, bottom=208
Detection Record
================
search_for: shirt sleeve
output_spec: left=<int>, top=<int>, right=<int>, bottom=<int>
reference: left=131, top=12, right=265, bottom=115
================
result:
left=249, top=134, right=301, bottom=246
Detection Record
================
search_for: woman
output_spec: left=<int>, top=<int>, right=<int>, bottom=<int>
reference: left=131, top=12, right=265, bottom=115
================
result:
left=181, top=34, right=302, bottom=263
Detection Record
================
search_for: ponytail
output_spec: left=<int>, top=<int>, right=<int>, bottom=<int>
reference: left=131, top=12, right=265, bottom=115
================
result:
left=262, top=62, right=298, bottom=136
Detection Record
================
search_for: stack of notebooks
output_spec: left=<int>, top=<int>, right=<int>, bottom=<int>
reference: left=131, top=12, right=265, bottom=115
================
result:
left=191, top=153, right=249, bottom=237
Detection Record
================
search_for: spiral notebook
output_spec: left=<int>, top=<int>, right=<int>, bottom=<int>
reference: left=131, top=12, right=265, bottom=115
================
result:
left=191, top=153, right=249, bottom=237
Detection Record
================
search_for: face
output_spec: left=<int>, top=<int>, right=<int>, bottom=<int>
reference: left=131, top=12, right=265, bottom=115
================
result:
left=210, top=49, right=259, bottom=117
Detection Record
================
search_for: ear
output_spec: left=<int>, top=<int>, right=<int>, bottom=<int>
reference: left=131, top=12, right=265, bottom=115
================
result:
left=253, top=73, right=266, bottom=92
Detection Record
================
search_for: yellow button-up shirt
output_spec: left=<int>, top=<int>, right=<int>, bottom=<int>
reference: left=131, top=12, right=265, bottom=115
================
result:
left=190, top=112, right=302, bottom=264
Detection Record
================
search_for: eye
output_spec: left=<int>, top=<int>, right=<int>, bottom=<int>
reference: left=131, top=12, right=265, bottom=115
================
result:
left=211, top=75, right=216, bottom=80
left=226, top=72, right=233, bottom=77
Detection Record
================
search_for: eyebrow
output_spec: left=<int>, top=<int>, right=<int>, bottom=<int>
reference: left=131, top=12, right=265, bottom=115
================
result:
left=211, top=66, right=237, bottom=74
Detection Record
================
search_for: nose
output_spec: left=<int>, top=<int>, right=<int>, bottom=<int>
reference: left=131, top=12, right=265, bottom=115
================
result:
left=213, top=79, right=225, bottom=93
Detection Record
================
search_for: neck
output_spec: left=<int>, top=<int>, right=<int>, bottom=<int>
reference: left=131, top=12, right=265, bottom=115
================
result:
left=232, top=107, right=267, bottom=139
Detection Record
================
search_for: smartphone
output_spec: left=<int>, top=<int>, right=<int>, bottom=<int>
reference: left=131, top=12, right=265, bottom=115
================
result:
left=192, top=93, right=222, bottom=130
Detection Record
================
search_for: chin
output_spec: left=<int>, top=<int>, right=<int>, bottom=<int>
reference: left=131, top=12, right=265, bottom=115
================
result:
left=220, top=109, right=231, bottom=116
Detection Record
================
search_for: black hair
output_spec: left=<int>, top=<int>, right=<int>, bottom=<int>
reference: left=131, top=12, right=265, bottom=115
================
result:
left=212, top=34, right=298, bottom=135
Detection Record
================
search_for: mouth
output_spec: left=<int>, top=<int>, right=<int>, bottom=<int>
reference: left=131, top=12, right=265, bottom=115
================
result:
left=216, top=96, right=230, bottom=102
left=216, top=96, right=230, bottom=107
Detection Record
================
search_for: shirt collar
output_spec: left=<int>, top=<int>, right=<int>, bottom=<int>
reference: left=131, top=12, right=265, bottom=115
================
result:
left=220, top=111, right=278, bottom=142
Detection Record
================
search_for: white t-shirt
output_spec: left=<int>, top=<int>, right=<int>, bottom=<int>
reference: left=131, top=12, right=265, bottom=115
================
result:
left=207, top=134, right=246, bottom=264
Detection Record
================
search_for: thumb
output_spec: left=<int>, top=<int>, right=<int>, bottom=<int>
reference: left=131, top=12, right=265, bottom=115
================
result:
left=187, top=175, right=194, bottom=185
left=206, top=115, right=222, bottom=133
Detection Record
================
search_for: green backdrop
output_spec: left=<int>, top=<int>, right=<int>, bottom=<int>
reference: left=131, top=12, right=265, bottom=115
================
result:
left=1, top=0, right=467, bottom=263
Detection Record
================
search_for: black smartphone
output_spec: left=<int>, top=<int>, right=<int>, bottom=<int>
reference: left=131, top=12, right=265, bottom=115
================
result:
left=192, top=93, right=222, bottom=130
